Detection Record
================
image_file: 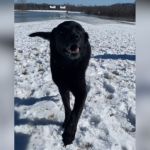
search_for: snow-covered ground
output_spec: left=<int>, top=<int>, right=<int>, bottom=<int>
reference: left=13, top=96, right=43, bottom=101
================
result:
left=15, top=20, right=136, bottom=150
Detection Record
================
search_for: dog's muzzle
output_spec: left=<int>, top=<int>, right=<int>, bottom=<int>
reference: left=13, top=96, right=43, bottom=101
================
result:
left=64, top=44, right=80, bottom=59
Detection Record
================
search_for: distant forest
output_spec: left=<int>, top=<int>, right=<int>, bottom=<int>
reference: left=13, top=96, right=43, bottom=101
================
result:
left=15, top=3, right=136, bottom=21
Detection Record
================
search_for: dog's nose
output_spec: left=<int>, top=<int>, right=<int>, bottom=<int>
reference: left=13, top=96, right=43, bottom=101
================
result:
left=71, top=33, right=80, bottom=41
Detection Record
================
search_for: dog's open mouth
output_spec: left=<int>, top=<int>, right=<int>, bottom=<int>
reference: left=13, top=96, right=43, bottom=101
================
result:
left=68, top=44, right=80, bottom=54
left=64, top=44, right=80, bottom=59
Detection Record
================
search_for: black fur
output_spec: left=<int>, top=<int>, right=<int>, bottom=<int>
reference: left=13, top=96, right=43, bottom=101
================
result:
left=29, top=21, right=91, bottom=146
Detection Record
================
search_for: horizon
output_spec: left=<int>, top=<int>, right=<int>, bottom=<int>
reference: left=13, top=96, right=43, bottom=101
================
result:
left=15, top=0, right=136, bottom=6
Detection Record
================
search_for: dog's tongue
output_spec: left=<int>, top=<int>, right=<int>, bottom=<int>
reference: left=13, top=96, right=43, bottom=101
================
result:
left=70, top=45, right=79, bottom=53
left=72, top=48, right=79, bottom=53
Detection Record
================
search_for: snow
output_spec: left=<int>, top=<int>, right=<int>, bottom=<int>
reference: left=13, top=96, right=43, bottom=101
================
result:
left=15, top=10, right=82, bottom=14
left=15, top=19, right=135, bottom=150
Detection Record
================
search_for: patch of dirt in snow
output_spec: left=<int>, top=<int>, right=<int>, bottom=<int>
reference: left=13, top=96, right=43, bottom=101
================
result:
left=15, top=20, right=135, bottom=150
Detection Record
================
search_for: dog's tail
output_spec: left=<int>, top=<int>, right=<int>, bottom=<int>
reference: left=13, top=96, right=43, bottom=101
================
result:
left=29, top=32, right=51, bottom=40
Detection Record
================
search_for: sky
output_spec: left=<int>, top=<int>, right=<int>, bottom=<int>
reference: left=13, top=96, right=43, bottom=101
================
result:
left=16, top=0, right=136, bottom=6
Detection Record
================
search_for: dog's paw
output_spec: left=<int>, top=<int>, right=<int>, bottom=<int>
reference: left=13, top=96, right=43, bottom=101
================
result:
left=62, top=125, right=76, bottom=146
left=62, top=131, right=75, bottom=146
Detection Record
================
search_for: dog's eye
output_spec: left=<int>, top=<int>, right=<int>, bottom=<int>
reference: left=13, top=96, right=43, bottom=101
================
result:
left=60, top=31, right=63, bottom=35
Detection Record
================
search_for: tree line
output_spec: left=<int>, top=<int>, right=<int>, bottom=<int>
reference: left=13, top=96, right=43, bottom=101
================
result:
left=15, top=3, right=135, bottom=21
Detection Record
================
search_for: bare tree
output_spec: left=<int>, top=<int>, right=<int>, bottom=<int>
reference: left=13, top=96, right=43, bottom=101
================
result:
left=17, top=0, right=27, bottom=10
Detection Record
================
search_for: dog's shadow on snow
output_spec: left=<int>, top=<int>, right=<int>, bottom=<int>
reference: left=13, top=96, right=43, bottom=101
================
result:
left=15, top=96, right=59, bottom=106
left=15, top=96, right=63, bottom=127
left=93, top=54, right=136, bottom=61
left=15, top=132, right=30, bottom=150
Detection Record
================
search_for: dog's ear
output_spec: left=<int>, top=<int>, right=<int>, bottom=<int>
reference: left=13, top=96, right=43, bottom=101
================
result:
left=84, top=32, right=89, bottom=41
left=29, top=32, right=51, bottom=41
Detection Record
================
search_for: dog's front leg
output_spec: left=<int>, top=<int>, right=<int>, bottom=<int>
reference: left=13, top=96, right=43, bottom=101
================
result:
left=58, top=87, right=71, bottom=128
left=62, top=80, right=87, bottom=146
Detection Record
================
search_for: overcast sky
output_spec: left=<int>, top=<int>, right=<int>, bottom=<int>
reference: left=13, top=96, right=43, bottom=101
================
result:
left=16, top=0, right=136, bottom=6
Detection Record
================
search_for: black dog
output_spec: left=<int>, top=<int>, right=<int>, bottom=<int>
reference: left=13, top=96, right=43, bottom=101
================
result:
left=29, top=21, right=91, bottom=146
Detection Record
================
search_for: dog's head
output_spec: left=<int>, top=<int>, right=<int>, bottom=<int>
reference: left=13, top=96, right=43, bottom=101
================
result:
left=29, top=21, right=89, bottom=60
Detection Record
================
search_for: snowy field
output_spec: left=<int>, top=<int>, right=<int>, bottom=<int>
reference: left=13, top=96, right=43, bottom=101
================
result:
left=15, top=19, right=136, bottom=150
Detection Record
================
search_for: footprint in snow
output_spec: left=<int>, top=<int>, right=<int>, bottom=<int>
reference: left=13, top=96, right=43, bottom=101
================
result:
left=104, top=72, right=113, bottom=80
left=107, top=94, right=114, bottom=100
left=103, top=81, right=115, bottom=94
left=127, top=107, right=136, bottom=127
left=112, top=70, right=120, bottom=76
left=80, top=126, right=88, bottom=136
left=90, top=115, right=101, bottom=127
